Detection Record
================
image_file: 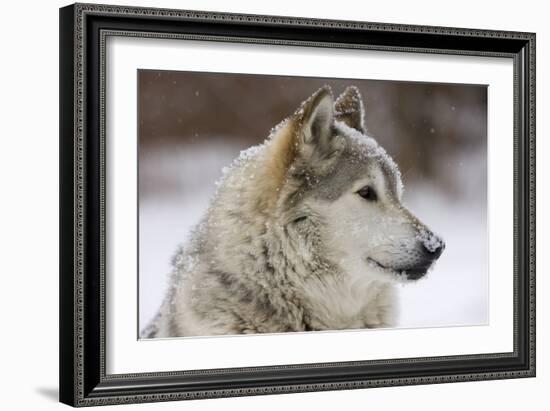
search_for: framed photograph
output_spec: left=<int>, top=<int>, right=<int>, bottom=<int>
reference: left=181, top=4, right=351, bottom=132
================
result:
left=59, top=3, right=536, bottom=407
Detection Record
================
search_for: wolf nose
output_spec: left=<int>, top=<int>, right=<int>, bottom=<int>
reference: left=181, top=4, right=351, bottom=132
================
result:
left=423, top=237, right=445, bottom=259
left=417, top=229, right=445, bottom=260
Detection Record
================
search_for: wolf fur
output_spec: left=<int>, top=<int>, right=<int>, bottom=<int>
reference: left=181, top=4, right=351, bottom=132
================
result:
left=142, top=86, right=444, bottom=338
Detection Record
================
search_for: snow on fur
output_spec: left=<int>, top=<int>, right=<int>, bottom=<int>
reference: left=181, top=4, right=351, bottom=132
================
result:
left=416, top=228, right=444, bottom=253
left=335, top=121, right=404, bottom=196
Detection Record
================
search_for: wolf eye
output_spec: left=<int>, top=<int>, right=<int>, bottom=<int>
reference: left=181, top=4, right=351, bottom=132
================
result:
left=357, top=185, right=377, bottom=202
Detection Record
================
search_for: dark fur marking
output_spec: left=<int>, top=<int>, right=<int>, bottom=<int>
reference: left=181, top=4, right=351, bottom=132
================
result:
left=140, top=311, right=161, bottom=338
left=213, top=271, right=236, bottom=289
left=168, top=315, right=180, bottom=337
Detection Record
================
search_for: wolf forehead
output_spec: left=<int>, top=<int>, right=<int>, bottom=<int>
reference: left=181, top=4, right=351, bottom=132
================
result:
left=302, top=122, right=404, bottom=202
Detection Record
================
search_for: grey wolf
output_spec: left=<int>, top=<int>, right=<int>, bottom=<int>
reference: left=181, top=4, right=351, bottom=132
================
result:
left=142, top=85, right=444, bottom=338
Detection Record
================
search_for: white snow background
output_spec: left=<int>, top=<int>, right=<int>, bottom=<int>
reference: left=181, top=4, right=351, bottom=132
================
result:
left=138, top=140, right=488, bottom=332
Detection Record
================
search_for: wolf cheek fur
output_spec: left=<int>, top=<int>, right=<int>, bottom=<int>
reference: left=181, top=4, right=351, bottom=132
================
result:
left=142, top=86, right=445, bottom=338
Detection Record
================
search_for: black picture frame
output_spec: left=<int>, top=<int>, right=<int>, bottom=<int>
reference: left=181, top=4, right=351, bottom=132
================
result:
left=59, top=3, right=536, bottom=407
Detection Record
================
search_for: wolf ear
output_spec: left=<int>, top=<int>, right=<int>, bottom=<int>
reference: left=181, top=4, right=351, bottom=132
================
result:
left=334, top=86, right=365, bottom=133
left=293, top=86, right=343, bottom=176
left=299, top=86, right=334, bottom=145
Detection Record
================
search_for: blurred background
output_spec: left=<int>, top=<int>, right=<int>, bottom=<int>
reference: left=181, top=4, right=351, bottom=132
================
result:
left=138, top=70, right=488, bottom=333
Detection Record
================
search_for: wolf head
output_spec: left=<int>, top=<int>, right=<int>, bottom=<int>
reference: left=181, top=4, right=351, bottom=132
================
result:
left=212, top=86, right=444, bottom=283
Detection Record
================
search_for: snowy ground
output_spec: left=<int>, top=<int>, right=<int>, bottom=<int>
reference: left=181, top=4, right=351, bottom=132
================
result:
left=138, top=142, right=488, bottom=333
